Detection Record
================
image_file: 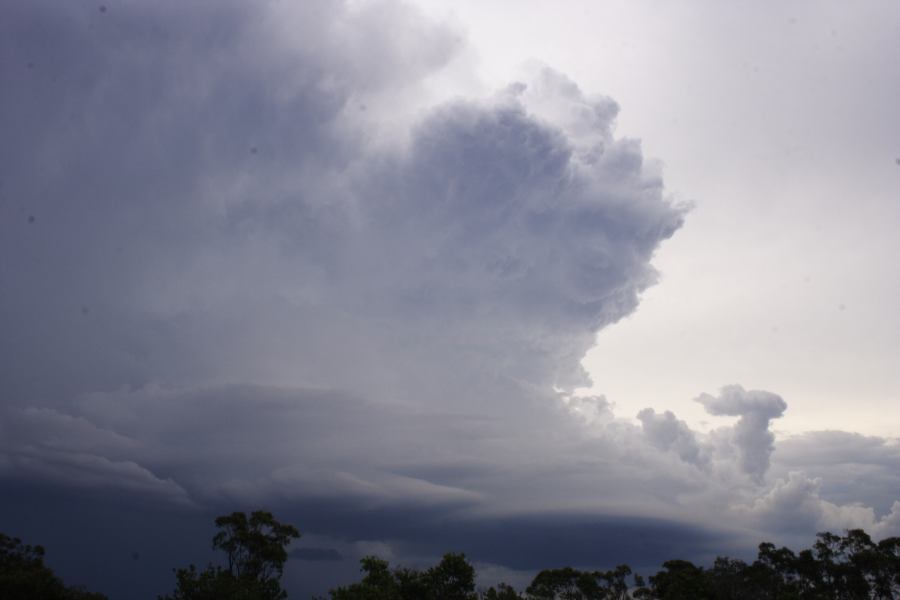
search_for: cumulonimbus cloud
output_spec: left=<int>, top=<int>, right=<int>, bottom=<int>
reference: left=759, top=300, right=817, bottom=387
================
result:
left=0, top=3, right=898, bottom=596
left=1, top=0, right=683, bottom=406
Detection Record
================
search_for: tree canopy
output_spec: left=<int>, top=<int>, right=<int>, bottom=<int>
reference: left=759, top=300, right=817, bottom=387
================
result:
left=328, top=552, right=478, bottom=600
left=159, top=510, right=300, bottom=600
left=0, top=532, right=108, bottom=600
left=4, top=515, right=900, bottom=599
left=330, top=529, right=900, bottom=600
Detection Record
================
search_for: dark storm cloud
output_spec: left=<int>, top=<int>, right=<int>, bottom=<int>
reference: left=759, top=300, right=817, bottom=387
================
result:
left=290, top=547, right=343, bottom=562
left=0, top=477, right=732, bottom=599
left=1, top=0, right=461, bottom=405
left=1, top=0, right=681, bottom=412
left=0, top=383, right=703, bottom=516
left=281, top=505, right=730, bottom=572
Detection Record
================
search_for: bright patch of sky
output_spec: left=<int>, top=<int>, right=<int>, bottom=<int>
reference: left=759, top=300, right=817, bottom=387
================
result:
left=412, top=0, right=900, bottom=436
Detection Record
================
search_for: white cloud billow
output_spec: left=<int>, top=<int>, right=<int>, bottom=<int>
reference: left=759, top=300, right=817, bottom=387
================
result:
left=697, top=385, right=787, bottom=481
left=741, top=471, right=900, bottom=539
left=637, top=408, right=709, bottom=468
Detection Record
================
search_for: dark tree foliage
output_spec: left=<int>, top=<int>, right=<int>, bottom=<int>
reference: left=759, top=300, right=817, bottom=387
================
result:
left=0, top=532, right=108, bottom=600
left=159, top=510, right=300, bottom=600
left=643, top=559, right=711, bottom=600
left=481, top=582, right=525, bottom=600
left=524, top=564, right=635, bottom=599
left=6, top=518, right=900, bottom=600
left=627, top=529, right=900, bottom=600
left=329, top=552, right=478, bottom=600
left=329, top=530, right=900, bottom=600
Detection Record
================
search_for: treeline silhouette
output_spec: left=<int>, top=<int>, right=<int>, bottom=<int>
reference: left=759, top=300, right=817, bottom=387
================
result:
left=2, top=511, right=899, bottom=599
left=0, top=532, right=107, bottom=600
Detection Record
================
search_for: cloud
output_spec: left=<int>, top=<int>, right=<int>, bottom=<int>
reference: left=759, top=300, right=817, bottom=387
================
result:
left=0, top=0, right=460, bottom=404
left=638, top=408, right=709, bottom=468
left=697, top=385, right=786, bottom=480
left=769, top=431, right=900, bottom=517
left=2, top=450, right=194, bottom=507
left=0, top=404, right=193, bottom=507
left=290, top=547, right=343, bottom=562
left=740, top=471, right=900, bottom=539
left=565, top=394, right=615, bottom=426
left=1, top=1, right=898, bottom=598
left=1, top=1, right=683, bottom=414
left=2, top=380, right=898, bottom=598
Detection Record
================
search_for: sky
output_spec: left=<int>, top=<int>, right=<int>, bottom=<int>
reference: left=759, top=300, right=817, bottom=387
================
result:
left=1, top=1, right=899, bottom=598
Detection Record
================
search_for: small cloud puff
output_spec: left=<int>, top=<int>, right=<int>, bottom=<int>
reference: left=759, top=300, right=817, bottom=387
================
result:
left=697, top=385, right=786, bottom=480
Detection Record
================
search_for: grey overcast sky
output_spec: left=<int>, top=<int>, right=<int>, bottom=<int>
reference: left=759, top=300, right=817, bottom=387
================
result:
left=1, top=1, right=899, bottom=598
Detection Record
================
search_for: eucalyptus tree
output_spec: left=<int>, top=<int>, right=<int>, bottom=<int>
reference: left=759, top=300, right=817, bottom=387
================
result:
left=159, top=510, right=300, bottom=600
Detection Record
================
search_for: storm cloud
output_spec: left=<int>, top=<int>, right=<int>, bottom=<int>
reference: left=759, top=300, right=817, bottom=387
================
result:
left=1, top=1, right=898, bottom=599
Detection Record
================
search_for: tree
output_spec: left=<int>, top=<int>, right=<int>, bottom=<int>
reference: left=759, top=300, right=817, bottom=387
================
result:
left=480, top=582, right=523, bottom=600
left=330, top=552, right=477, bottom=600
left=600, top=564, right=635, bottom=600
left=647, top=560, right=711, bottom=600
left=328, top=556, right=400, bottom=600
left=160, top=510, right=300, bottom=600
left=0, top=532, right=108, bottom=600
left=872, top=537, right=900, bottom=599
left=212, top=511, right=301, bottom=584
left=425, top=552, right=478, bottom=600
left=524, top=564, right=636, bottom=600
left=321, top=527, right=900, bottom=600
left=526, top=566, right=603, bottom=599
